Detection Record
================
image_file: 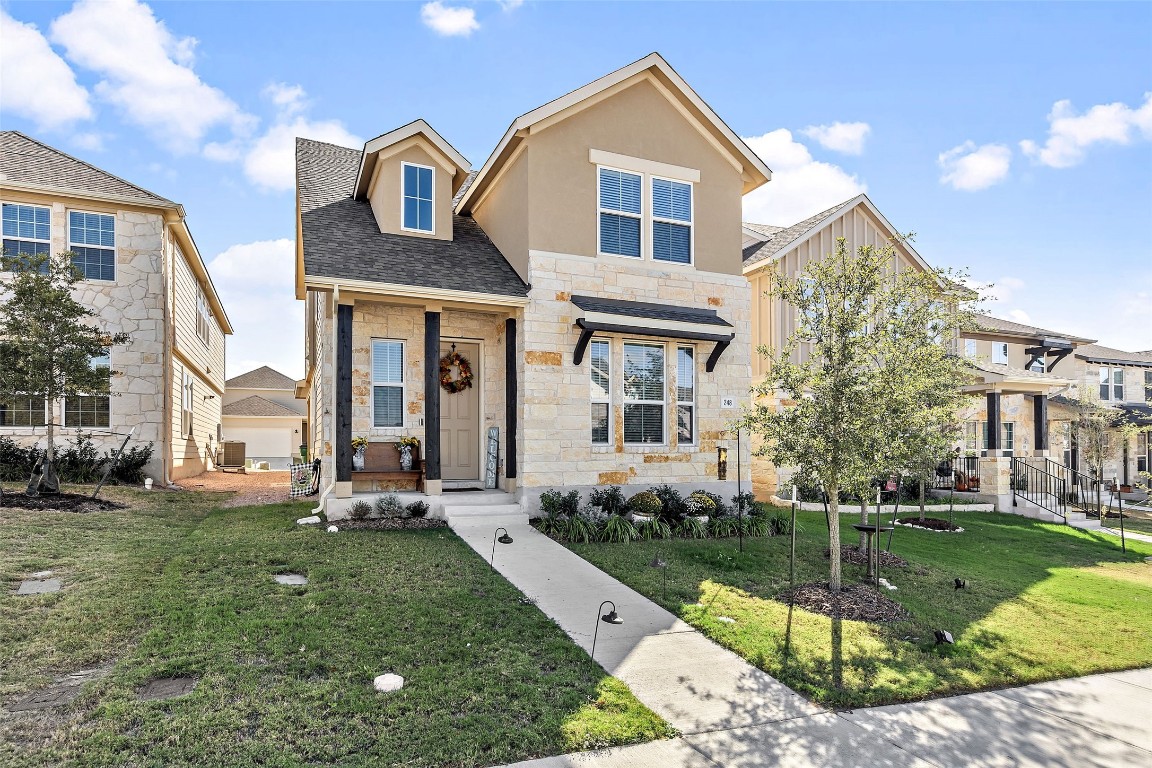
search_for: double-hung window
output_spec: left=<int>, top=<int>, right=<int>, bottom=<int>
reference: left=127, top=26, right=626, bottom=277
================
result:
left=401, top=163, right=434, bottom=233
left=196, top=285, right=212, bottom=346
left=598, top=168, right=641, bottom=258
left=1028, top=356, right=1046, bottom=373
left=590, top=339, right=611, bottom=444
left=1099, top=367, right=1124, bottom=401
left=676, top=346, right=695, bottom=444
left=2, top=203, right=51, bottom=272
left=652, top=178, right=692, bottom=264
left=991, top=342, right=1008, bottom=365
left=0, top=395, right=47, bottom=427
left=964, top=339, right=977, bottom=358
left=623, top=342, right=664, bottom=444
left=181, top=369, right=193, bottom=437
left=979, top=420, right=1014, bottom=457
left=371, top=340, right=404, bottom=428
left=68, top=211, right=115, bottom=280
left=65, top=351, right=111, bottom=428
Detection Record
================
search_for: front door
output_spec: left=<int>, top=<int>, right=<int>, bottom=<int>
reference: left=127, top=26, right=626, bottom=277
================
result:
left=440, top=341, right=480, bottom=481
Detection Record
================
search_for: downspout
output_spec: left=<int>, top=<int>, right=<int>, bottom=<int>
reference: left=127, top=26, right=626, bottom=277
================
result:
left=311, top=284, right=339, bottom=513
left=161, top=222, right=174, bottom=487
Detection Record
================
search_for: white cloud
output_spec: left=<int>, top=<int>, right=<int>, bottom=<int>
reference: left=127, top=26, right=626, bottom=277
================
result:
left=1020, top=94, right=1152, bottom=168
left=207, top=238, right=303, bottom=379
left=937, top=141, right=1012, bottom=191
left=263, top=82, right=307, bottom=115
left=499, top=0, right=525, bottom=10
left=1006, top=309, right=1033, bottom=325
left=0, top=10, right=93, bottom=130
left=71, top=132, right=105, bottom=151
left=740, top=129, right=866, bottom=226
left=801, top=121, right=871, bottom=155
left=50, top=0, right=253, bottom=153
left=421, top=2, right=480, bottom=36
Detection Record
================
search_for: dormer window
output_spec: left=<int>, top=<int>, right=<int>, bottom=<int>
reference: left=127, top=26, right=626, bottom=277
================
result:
left=401, top=162, right=434, bottom=234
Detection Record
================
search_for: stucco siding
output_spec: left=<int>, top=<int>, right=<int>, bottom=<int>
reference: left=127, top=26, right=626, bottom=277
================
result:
left=471, top=144, right=531, bottom=281
left=367, top=142, right=454, bottom=242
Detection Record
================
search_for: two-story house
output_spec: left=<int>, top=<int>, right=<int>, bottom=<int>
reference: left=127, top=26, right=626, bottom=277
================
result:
left=0, top=131, right=232, bottom=483
left=1070, top=344, right=1152, bottom=486
left=296, top=54, right=770, bottom=516
left=222, top=365, right=307, bottom=469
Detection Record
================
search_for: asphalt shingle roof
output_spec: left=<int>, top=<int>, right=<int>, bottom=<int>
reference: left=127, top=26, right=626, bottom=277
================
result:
left=296, top=138, right=528, bottom=297
left=226, top=366, right=298, bottom=390
left=972, top=314, right=1095, bottom=343
left=222, top=395, right=303, bottom=418
left=1074, top=344, right=1152, bottom=366
left=0, top=131, right=174, bottom=206
left=742, top=198, right=859, bottom=268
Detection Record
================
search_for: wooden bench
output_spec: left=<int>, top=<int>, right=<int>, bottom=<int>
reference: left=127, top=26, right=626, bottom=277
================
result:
left=352, top=442, right=424, bottom=493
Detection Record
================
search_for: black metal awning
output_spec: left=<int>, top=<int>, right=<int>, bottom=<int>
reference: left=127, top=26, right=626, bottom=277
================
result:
left=569, top=295, right=735, bottom=372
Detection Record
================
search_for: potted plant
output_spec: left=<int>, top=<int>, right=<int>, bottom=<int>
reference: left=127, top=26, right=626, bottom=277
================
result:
left=685, top=491, right=717, bottom=523
left=396, top=436, right=420, bottom=471
left=627, top=490, right=662, bottom=523
left=351, top=436, right=369, bottom=471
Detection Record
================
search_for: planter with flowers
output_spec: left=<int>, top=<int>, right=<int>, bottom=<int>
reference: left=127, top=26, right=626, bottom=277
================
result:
left=351, top=436, right=369, bottom=471
left=396, top=436, right=420, bottom=472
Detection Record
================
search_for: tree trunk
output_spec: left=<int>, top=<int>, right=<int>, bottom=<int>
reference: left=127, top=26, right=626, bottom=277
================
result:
left=858, top=499, right=869, bottom=550
left=827, top=485, right=842, bottom=592
left=919, top=478, right=926, bottom=522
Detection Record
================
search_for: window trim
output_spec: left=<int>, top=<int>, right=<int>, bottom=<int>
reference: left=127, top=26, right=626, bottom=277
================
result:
left=650, top=174, right=694, bottom=266
left=400, top=161, right=436, bottom=235
left=181, top=368, right=194, bottom=438
left=1099, top=366, right=1125, bottom=401
left=66, top=209, right=116, bottom=282
left=195, top=283, right=212, bottom=347
left=64, top=350, right=112, bottom=429
left=964, top=338, right=978, bottom=358
left=2, top=201, right=52, bottom=271
left=0, top=394, right=49, bottom=429
left=622, top=340, right=666, bottom=446
left=371, top=338, right=406, bottom=429
left=991, top=342, right=1009, bottom=365
left=1028, top=356, right=1046, bottom=373
left=597, top=165, right=643, bottom=260
left=676, top=345, right=696, bottom=446
left=589, top=337, right=612, bottom=445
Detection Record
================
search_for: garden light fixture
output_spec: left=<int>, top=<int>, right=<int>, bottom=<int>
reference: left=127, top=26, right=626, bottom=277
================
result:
left=954, top=578, right=966, bottom=590
left=491, top=527, right=513, bottom=564
left=648, top=552, right=668, bottom=601
left=935, top=630, right=955, bottom=645
left=591, top=600, right=623, bottom=661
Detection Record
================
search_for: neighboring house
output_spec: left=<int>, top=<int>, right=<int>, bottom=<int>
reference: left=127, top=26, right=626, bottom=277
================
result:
left=0, top=131, right=232, bottom=483
left=1068, top=344, right=1152, bottom=485
left=222, top=366, right=307, bottom=469
left=297, top=53, right=769, bottom=515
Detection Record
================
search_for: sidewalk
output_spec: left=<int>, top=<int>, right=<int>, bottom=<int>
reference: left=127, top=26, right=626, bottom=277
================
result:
left=448, top=513, right=1152, bottom=768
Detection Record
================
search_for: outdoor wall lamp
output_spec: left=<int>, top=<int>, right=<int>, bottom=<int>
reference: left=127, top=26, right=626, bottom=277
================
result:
left=648, top=552, right=668, bottom=601
left=591, top=600, right=623, bottom=662
left=203, top=394, right=216, bottom=400
left=491, top=527, right=513, bottom=564
left=717, top=446, right=728, bottom=480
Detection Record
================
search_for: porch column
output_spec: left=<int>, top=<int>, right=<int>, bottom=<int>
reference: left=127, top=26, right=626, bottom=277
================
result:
left=1032, top=394, right=1049, bottom=456
left=986, top=392, right=1002, bottom=456
left=334, top=303, right=353, bottom=498
left=424, top=311, right=442, bottom=495
left=505, top=317, right=518, bottom=488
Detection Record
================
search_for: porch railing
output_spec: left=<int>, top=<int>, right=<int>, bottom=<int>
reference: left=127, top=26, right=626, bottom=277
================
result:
left=1011, top=457, right=1068, bottom=523
left=933, top=456, right=982, bottom=492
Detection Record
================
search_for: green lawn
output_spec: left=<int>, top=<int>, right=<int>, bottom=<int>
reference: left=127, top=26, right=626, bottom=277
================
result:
left=1, top=488, right=671, bottom=768
left=565, top=510, right=1152, bottom=708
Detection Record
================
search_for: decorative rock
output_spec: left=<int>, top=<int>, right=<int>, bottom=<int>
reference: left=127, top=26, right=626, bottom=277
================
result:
left=30, top=570, right=53, bottom=578
left=296, top=515, right=321, bottom=525
left=373, top=673, right=404, bottom=692
left=326, top=525, right=339, bottom=533
left=137, top=677, right=197, bottom=701
left=273, top=574, right=308, bottom=586
left=17, top=579, right=61, bottom=595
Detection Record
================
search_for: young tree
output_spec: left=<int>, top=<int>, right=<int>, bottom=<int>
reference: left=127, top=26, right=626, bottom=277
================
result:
left=743, top=236, right=975, bottom=591
left=0, top=251, right=129, bottom=492
left=1066, top=391, right=1118, bottom=512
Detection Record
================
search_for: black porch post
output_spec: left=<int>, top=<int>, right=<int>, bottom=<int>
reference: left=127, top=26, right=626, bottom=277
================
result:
left=986, top=392, right=1001, bottom=454
left=424, top=311, right=441, bottom=483
left=505, top=318, right=518, bottom=480
left=1033, top=395, right=1049, bottom=454
left=335, top=304, right=353, bottom=483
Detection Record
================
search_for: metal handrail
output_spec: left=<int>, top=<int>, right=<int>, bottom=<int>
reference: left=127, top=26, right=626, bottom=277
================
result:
left=1011, top=456, right=1067, bottom=523
left=933, top=456, right=982, bottom=491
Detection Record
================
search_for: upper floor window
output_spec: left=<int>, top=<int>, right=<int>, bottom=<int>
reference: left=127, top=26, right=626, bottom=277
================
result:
left=68, top=211, right=115, bottom=280
left=181, top=368, right=194, bottom=437
left=196, top=285, right=212, bottom=347
left=991, top=342, right=1008, bottom=365
left=964, top=339, right=977, bottom=358
left=64, top=351, right=110, bottom=428
left=401, top=163, right=434, bottom=233
left=1145, top=370, right=1152, bottom=402
left=372, top=340, right=404, bottom=428
left=1099, top=367, right=1123, bottom=401
left=1028, top=356, right=1046, bottom=373
left=590, top=339, right=611, bottom=444
left=598, top=168, right=641, bottom=258
left=2, top=203, right=51, bottom=273
left=652, top=178, right=692, bottom=264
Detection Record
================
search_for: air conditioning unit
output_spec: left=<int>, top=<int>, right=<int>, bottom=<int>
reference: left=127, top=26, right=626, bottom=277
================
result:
left=219, top=441, right=246, bottom=468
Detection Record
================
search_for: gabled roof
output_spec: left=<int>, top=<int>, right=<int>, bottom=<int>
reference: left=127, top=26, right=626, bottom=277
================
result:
left=972, top=314, right=1095, bottom=344
left=0, top=131, right=174, bottom=206
left=456, top=52, right=772, bottom=214
left=741, top=194, right=934, bottom=277
left=1074, top=344, right=1152, bottom=367
left=353, top=119, right=471, bottom=200
left=226, top=366, right=298, bottom=390
left=295, top=138, right=528, bottom=300
left=222, top=394, right=303, bottom=418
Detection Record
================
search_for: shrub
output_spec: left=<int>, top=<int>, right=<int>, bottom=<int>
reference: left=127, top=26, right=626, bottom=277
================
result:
left=710, top=515, right=741, bottom=538
left=0, top=437, right=35, bottom=481
left=743, top=515, right=771, bottom=537
left=769, top=508, right=802, bottom=536
left=0, top=434, right=154, bottom=485
left=564, top=515, right=597, bottom=543
left=627, top=490, right=663, bottom=518
left=635, top=518, right=671, bottom=541
left=374, top=493, right=405, bottom=518
left=349, top=500, right=372, bottom=520
left=540, top=488, right=581, bottom=517
left=589, top=485, right=627, bottom=516
left=685, top=491, right=717, bottom=517
left=535, top=514, right=566, bottom=537
left=111, top=443, right=154, bottom=484
left=731, top=491, right=757, bottom=517
left=677, top=516, right=708, bottom=539
left=599, top=514, right=638, bottom=543
left=405, top=500, right=430, bottom=518
left=650, top=485, right=687, bottom=523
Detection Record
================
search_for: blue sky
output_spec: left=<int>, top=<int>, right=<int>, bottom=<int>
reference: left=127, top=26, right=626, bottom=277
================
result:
left=2, top=0, right=1149, bottom=378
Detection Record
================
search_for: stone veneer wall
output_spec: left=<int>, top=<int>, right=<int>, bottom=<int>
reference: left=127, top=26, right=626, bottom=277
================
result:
left=517, top=251, right=752, bottom=508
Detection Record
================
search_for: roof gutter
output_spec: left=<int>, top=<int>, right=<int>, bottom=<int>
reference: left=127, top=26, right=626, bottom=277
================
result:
left=304, top=275, right=530, bottom=307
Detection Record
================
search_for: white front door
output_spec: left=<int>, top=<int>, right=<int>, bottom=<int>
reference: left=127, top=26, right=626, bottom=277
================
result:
left=440, top=342, right=480, bottom=481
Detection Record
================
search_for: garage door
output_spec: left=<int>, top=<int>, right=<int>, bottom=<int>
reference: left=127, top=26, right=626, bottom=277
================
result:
left=224, top=427, right=293, bottom=460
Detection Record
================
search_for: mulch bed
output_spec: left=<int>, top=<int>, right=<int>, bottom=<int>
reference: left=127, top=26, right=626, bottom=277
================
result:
left=332, top=517, right=447, bottom=531
left=780, top=581, right=909, bottom=623
left=895, top=516, right=964, bottom=532
left=0, top=491, right=126, bottom=513
left=826, top=545, right=909, bottom=568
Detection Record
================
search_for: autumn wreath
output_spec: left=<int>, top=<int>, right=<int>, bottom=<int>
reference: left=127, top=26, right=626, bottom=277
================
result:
left=439, top=350, right=474, bottom=394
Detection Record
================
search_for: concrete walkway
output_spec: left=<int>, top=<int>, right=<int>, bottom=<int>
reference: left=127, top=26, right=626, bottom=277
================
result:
left=447, top=511, right=1151, bottom=768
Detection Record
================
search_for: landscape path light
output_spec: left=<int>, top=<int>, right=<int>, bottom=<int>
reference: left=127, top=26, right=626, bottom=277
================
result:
left=648, top=552, right=668, bottom=602
left=591, top=600, right=623, bottom=662
left=491, top=527, right=513, bottom=565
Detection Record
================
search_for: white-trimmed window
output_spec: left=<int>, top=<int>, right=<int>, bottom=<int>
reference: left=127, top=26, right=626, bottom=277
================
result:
left=980, top=420, right=1014, bottom=457
left=1029, top=356, right=1046, bottom=373
left=964, top=339, right=977, bottom=358
left=0, top=395, right=48, bottom=427
left=401, top=162, right=434, bottom=233
left=623, top=341, right=664, bottom=444
left=2, top=202, right=51, bottom=272
left=1099, top=367, right=1124, bottom=401
left=590, top=338, right=611, bottom=444
left=195, top=284, right=211, bottom=346
left=676, top=346, right=695, bottom=444
left=65, top=351, right=111, bottom=428
left=68, top=211, right=115, bottom=280
left=992, top=342, right=1009, bottom=365
left=181, top=368, right=194, bottom=437
left=652, top=177, right=692, bottom=264
left=598, top=168, right=642, bottom=258
left=372, top=340, right=404, bottom=428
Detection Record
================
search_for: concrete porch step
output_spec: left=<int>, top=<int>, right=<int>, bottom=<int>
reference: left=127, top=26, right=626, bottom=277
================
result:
left=437, top=491, right=517, bottom=506
left=443, top=503, right=525, bottom=523
left=1068, top=518, right=1103, bottom=530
